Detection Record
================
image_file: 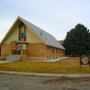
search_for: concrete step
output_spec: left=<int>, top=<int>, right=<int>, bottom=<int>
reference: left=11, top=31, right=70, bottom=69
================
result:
left=7, top=55, right=22, bottom=61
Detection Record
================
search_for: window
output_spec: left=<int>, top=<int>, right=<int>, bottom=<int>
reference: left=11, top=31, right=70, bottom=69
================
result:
left=47, top=46, right=49, bottom=49
left=58, top=49, right=60, bottom=53
left=18, top=23, right=26, bottom=41
left=56, top=49, right=58, bottom=53
left=59, top=50, right=61, bottom=53
left=52, top=48, right=54, bottom=53
left=22, top=44, right=27, bottom=50
left=17, top=44, right=27, bottom=50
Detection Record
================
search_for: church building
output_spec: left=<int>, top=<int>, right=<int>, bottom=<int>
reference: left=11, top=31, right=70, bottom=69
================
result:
left=0, top=16, right=65, bottom=60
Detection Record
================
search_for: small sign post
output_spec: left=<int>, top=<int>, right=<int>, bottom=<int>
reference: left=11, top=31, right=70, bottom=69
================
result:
left=80, top=55, right=90, bottom=68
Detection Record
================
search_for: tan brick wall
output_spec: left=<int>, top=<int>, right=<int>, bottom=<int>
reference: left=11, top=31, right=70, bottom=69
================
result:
left=1, top=43, right=11, bottom=57
left=27, top=43, right=47, bottom=57
left=26, top=44, right=65, bottom=59
left=46, top=46, right=65, bottom=59
left=1, top=43, right=65, bottom=60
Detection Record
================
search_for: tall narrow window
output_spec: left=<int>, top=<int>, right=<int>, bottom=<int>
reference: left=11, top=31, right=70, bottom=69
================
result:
left=18, top=23, right=26, bottom=41
left=52, top=48, right=54, bottom=53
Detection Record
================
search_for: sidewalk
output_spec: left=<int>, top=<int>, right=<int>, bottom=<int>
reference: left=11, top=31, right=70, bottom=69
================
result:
left=0, top=57, right=69, bottom=63
left=0, top=61, right=12, bottom=64
left=46, top=57, right=69, bottom=62
left=0, top=71, right=90, bottom=78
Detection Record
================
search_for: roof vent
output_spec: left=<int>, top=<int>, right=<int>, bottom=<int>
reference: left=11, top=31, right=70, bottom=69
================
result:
left=40, top=32, right=43, bottom=36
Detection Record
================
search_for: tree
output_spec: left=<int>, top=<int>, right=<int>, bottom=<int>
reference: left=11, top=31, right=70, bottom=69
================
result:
left=86, top=32, right=90, bottom=55
left=64, top=24, right=90, bottom=56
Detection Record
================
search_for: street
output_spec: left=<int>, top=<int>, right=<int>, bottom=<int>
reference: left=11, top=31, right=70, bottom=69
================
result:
left=0, top=73, right=90, bottom=90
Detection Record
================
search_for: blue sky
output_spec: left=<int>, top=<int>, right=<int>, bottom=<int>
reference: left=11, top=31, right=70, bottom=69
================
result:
left=0, top=0, right=90, bottom=41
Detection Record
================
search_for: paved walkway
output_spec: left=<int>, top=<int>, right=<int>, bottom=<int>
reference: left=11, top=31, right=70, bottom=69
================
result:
left=46, top=57, right=69, bottom=62
left=0, top=71, right=90, bottom=78
left=0, top=57, right=69, bottom=63
left=0, top=61, right=12, bottom=64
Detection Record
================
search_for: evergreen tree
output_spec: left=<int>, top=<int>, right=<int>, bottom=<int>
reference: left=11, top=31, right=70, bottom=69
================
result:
left=64, top=24, right=90, bottom=56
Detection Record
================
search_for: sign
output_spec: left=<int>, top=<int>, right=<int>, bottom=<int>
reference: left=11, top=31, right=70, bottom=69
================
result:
left=80, top=55, right=90, bottom=67
left=17, top=44, right=27, bottom=50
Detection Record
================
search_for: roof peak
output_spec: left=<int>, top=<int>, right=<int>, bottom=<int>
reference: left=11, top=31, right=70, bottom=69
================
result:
left=1, top=16, right=65, bottom=50
left=18, top=16, right=65, bottom=49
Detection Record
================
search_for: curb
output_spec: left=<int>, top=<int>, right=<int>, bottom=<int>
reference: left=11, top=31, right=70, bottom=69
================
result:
left=0, top=71, right=90, bottom=78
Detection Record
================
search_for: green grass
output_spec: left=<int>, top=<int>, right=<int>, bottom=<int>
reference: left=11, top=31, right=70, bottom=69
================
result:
left=0, top=57, right=90, bottom=74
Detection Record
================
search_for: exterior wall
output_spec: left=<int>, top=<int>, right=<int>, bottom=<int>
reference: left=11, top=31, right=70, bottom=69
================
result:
left=59, top=50, right=65, bottom=56
left=1, top=21, right=65, bottom=60
left=46, top=46, right=65, bottom=59
left=27, top=43, right=47, bottom=60
left=4, top=26, right=42, bottom=44
left=1, top=44, right=11, bottom=57
left=1, top=22, right=43, bottom=59
left=27, top=44, right=65, bottom=60
left=1, top=43, right=65, bottom=60
left=1, top=43, right=47, bottom=60
left=27, top=28, right=42, bottom=43
left=5, top=27, right=18, bottom=43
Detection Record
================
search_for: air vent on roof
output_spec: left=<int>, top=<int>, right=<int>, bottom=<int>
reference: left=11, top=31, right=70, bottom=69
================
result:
left=40, top=32, right=43, bottom=36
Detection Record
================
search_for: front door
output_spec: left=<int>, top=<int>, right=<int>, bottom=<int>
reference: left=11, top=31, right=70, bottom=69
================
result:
left=12, top=50, right=21, bottom=55
left=11, top=42, right=28, bottom=55
left=17, top=43, right=27, bottom=55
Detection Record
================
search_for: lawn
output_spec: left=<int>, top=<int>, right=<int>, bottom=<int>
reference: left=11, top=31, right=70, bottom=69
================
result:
left=0, top=57, right=90, bottom=74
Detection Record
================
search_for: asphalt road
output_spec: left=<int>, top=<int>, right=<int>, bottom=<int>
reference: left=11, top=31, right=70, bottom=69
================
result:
left=0, top=73, right=90, bottom=90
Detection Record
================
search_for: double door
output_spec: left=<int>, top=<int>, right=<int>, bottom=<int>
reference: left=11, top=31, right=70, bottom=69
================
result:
left=11, top=43, right=28, bottom=55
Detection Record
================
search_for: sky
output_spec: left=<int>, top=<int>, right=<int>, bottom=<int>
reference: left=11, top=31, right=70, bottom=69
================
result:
left=0, top=0, right=90, bottom=42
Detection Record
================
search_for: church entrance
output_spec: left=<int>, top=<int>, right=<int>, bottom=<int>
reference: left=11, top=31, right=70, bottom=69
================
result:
left=11, top=41, right=28, bottom=55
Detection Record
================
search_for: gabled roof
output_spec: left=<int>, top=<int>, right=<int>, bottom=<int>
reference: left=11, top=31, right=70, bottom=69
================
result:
left=1, top=16, right=65, bottom=50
